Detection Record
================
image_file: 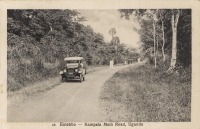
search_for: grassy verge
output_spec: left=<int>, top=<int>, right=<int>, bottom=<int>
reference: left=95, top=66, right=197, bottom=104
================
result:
left=7, top=76, right=60, bottom=107
left=8, top=65, right=108, bottom=107
left=100, top=64, right=191, bottom=122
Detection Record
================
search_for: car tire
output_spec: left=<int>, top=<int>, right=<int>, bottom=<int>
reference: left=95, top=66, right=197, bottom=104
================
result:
left=80, top=75, right=83, bottom=82
left=61, top=76, right=63, bottom=82
left=65, top=77, right=68, bottom=82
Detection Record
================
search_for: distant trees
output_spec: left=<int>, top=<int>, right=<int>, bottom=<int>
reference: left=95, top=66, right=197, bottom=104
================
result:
left=109, top=28, right=120, bottom=45
left=109, top=28, right=116, bottom=38
left=109, top=28, right=121, bottom=55
left=111, top=36, right=120, bottom=45
left=119, top=9, right=191, bottom=72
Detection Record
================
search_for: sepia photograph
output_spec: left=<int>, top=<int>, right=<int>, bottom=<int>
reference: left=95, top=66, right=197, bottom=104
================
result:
left=1, top=0, right=200, bottom=128
left=6, top=8, right=192, bottom=123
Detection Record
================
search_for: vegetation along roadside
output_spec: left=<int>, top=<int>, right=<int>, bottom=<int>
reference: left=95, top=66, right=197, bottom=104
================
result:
left=8, top=65, right=108, bottom=107
left=100, top=64, right=191, bottom=122
left=7, top=10, right=138, bottom=92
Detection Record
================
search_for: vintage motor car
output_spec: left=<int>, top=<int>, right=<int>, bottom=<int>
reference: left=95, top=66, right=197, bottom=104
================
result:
left=60, top=57, right=86, bottom=82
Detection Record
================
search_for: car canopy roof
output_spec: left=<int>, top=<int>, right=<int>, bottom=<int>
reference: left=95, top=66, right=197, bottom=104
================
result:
left=64, top=57, right=83, bottom=61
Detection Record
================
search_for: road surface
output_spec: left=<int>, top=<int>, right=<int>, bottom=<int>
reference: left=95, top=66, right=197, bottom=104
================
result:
left=8, top=64, right=134, bottom=122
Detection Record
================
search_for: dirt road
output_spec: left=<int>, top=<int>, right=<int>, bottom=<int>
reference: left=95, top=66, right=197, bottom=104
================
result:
left=8, top=64, right=133, bottom=122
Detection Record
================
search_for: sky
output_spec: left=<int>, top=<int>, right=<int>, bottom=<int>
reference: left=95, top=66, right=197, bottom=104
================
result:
left=77, top=9, right=140, bottom=49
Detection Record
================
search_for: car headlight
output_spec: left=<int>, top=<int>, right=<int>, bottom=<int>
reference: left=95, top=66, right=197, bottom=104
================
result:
left=60, top=71, right=63, bottom=74
left=75, top=69, right=78, bottom=72
left=63, top=69, right=67, bottom=73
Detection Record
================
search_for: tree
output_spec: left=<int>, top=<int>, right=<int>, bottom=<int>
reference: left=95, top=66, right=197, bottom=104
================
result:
left=108, top=28, right=116, bottom=38
left=119, top=9, right=191, bottom=71
left=157, top=10, right=167, bottom=62
left=139, top=10, right=160, bottom=68
left=167, top=10, right=180, bottom=72
left=177, top=9, right=191, bottom=67
left=161, top=19, right=166, bottom=61
left=109, top=28, right=120, bottom=55
left=155, top=10, right=168, bottom=62
left=120, top=10, right=159, bottom=66
left=111, top=36, right=120, bottom=45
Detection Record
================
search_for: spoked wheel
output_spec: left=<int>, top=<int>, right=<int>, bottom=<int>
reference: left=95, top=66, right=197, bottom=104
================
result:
left=61, top=75, right=68, bottom=82
left=80, top=74, right=83, bottom=82
left=61, top=76, right=64, bottom=82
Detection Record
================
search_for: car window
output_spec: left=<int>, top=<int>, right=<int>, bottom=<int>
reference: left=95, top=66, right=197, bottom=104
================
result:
left=66, top=60, right=79, bottom=63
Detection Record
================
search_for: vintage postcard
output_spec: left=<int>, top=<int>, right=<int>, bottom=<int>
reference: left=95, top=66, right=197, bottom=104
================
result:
left=0, top=0, right=200, bottom=129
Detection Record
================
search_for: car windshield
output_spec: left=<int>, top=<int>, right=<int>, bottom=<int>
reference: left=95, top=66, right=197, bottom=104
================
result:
left=66, top=60, right=80, bottom=63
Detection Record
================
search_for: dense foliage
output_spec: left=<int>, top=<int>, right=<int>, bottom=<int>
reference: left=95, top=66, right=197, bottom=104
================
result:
left=119, top=9, right=191, bottom=69
left=7, top=9, right=138, bottom=91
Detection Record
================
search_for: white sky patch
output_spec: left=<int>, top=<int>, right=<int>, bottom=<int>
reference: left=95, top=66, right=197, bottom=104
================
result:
left=77, top=9, right=140, bottom=49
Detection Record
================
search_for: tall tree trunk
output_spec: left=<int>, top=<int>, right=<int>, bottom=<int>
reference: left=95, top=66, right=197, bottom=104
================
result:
left=156, top=34, right=158, bottom=67
left=49, top=23, right=52, bottom=32
left=153, top=21, right=157, bottom=69
left=49, top=23, right=53, bottom=62
left=49, top=23, right=53, bottom=39
left=168, top=10, right=180, bottom=71
left=50, top=25, right=52, bottom=32
left=161, top=20, right=166, bottom=62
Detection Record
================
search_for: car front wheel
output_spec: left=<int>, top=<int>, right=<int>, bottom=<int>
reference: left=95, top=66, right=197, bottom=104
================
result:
left=65, top=77, right=68, bottom=82
left=61, top=75, right=65, bottom=82
left=80, top=74, right=83, bottom=82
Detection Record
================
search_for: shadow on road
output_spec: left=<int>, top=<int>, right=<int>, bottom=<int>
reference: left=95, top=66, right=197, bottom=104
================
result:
left=62, top=79, right=82, bottom=83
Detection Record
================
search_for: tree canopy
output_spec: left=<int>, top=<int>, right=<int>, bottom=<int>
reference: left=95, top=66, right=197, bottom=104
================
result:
left=119, top=9, right=191, bottom=69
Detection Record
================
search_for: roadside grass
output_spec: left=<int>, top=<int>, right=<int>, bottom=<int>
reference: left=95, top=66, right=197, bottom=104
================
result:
left=7, top=76, right=60, bottom=107
left=100, top=64, right=191, bottom=122
left=8, top=65, right=108, bottom=107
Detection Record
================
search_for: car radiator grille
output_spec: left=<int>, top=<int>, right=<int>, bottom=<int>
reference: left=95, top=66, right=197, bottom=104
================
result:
left=67, top=69, right=74, bottom=73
